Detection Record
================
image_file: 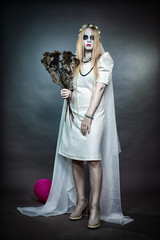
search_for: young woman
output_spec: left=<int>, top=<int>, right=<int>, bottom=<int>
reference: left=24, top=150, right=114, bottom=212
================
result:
left=17, top=23, right=133, bottom=229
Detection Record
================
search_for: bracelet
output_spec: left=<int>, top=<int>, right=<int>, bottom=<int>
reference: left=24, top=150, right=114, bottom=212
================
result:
left=85, top=114, right=94, bottom=119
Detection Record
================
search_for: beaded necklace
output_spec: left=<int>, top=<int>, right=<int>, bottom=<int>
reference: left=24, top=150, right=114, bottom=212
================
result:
left=82, top=58, right=91, bottom=63
left=79, top=67, right=93, bottom=77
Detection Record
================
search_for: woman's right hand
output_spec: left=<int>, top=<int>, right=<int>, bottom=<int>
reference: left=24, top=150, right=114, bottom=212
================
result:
left=60, top=89, right=72, bottom=99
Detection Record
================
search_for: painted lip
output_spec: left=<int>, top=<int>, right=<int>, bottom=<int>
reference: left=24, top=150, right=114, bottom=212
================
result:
left=86, top=44, right=91, bottom=47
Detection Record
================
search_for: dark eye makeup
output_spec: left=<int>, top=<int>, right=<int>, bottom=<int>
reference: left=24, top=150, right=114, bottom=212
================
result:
left=83, top=35, right=94, bottom=40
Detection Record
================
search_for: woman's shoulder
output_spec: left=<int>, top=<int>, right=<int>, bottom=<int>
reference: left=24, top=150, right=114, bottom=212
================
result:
left=99, top=52, right=113, bottom=61
left=98, top=52, right=114, bottom=68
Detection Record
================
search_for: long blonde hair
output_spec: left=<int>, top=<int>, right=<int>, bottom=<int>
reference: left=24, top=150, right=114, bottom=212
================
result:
left=75, top=24, right=101, bottom=78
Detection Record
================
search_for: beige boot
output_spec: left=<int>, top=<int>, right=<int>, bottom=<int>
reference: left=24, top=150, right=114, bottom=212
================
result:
left=88, top=207, right=101, bottom=229
left=69, top=198, right=89, bottom=220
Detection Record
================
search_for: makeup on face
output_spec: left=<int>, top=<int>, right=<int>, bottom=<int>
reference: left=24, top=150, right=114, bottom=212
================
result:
left=83, top=35, right=94, bottom=40
left=83, top=28, right=94, bottom=51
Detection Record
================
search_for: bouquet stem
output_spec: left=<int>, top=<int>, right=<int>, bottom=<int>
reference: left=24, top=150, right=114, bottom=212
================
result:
left=65, top=98, right=74, bottom=127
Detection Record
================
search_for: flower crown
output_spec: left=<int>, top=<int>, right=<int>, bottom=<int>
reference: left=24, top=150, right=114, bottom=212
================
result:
left=79, top=23, right=101, bottom=34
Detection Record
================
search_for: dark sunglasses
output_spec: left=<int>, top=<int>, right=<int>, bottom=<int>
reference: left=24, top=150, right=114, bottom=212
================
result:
left=83, top=35, right=94, bottom=40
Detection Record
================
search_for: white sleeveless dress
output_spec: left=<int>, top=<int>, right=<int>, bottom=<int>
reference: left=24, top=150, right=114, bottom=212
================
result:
left=58, top=52, right=112, bottom=160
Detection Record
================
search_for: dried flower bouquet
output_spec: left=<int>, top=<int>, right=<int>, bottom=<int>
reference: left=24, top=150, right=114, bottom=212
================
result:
left=41, top=50, right=79, bottom=126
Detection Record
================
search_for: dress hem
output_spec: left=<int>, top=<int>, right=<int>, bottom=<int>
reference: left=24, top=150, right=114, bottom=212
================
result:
left=58, top=151, right=101, bottom=161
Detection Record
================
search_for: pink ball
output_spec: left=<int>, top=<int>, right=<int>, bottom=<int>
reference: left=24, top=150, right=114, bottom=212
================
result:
left=34, top=179, right=52, bottom=202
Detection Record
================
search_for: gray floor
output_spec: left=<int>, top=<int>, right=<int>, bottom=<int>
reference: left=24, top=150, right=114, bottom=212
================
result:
left=2, top=188, right=160, bottom=240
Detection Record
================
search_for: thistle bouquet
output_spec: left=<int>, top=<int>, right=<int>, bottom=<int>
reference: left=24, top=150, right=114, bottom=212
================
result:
left=41, top=50, right=79, bottom=126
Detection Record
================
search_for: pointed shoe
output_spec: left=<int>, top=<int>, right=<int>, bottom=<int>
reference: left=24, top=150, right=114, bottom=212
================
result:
left=87, top=207, right=101, bottom=229
left=69, top=199, right=89, bottom=221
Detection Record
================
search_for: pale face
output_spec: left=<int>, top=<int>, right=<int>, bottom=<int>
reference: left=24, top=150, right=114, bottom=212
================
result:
left=83, top=28, right=94, bottom=51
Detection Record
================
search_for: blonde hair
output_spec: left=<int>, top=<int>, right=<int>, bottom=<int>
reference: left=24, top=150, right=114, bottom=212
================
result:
left=75, top=24, right=101, bottom=78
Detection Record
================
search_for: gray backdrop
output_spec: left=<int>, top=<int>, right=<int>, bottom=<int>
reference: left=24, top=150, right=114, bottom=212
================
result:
left=1, top=0, right=159, bottom=199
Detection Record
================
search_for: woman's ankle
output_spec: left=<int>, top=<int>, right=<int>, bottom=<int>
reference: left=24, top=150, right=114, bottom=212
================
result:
left=90, top=203, right=100, bottom=209
left=77, top=197, right=87, bottom=203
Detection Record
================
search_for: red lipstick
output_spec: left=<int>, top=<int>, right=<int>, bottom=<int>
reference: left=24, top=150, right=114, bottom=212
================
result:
left=87, top=44, right=91, bottom=47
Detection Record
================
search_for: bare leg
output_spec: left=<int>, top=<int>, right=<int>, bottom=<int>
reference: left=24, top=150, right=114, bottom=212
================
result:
left=87, top=160, right=102, bottom=228
left=69, top=160, right=88, bottom=220
left=72, top=160, right=85, bottom=201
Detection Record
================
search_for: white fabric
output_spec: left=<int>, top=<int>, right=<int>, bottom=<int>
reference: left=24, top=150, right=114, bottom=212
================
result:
left=58, top=56, right=109, bottom=160
left=17, top=48, right=134, bottom=225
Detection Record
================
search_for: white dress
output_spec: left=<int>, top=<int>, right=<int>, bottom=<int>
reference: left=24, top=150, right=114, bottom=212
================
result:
left=17, top=52, right=134, bottom=225
left=59, top=52, right=111, bottom=160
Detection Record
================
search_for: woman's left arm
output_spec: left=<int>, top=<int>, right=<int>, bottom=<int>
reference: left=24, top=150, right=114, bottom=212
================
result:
left=81, top=82, right=106, bottom=136
left=81, top=52, right=114, bottom=136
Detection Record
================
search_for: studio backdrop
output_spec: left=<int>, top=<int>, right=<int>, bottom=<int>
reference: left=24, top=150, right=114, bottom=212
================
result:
left=1, top=1, right=159, bottom=202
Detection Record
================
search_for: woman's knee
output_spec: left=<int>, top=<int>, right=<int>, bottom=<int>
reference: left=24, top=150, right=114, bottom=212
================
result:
left=87, top=160, right=101, bottom=168
left=72, top=159, right=84, bottom=166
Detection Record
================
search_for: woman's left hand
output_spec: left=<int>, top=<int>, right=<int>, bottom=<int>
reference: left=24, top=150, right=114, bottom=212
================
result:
left=81, top=117, right=92, bottom=136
